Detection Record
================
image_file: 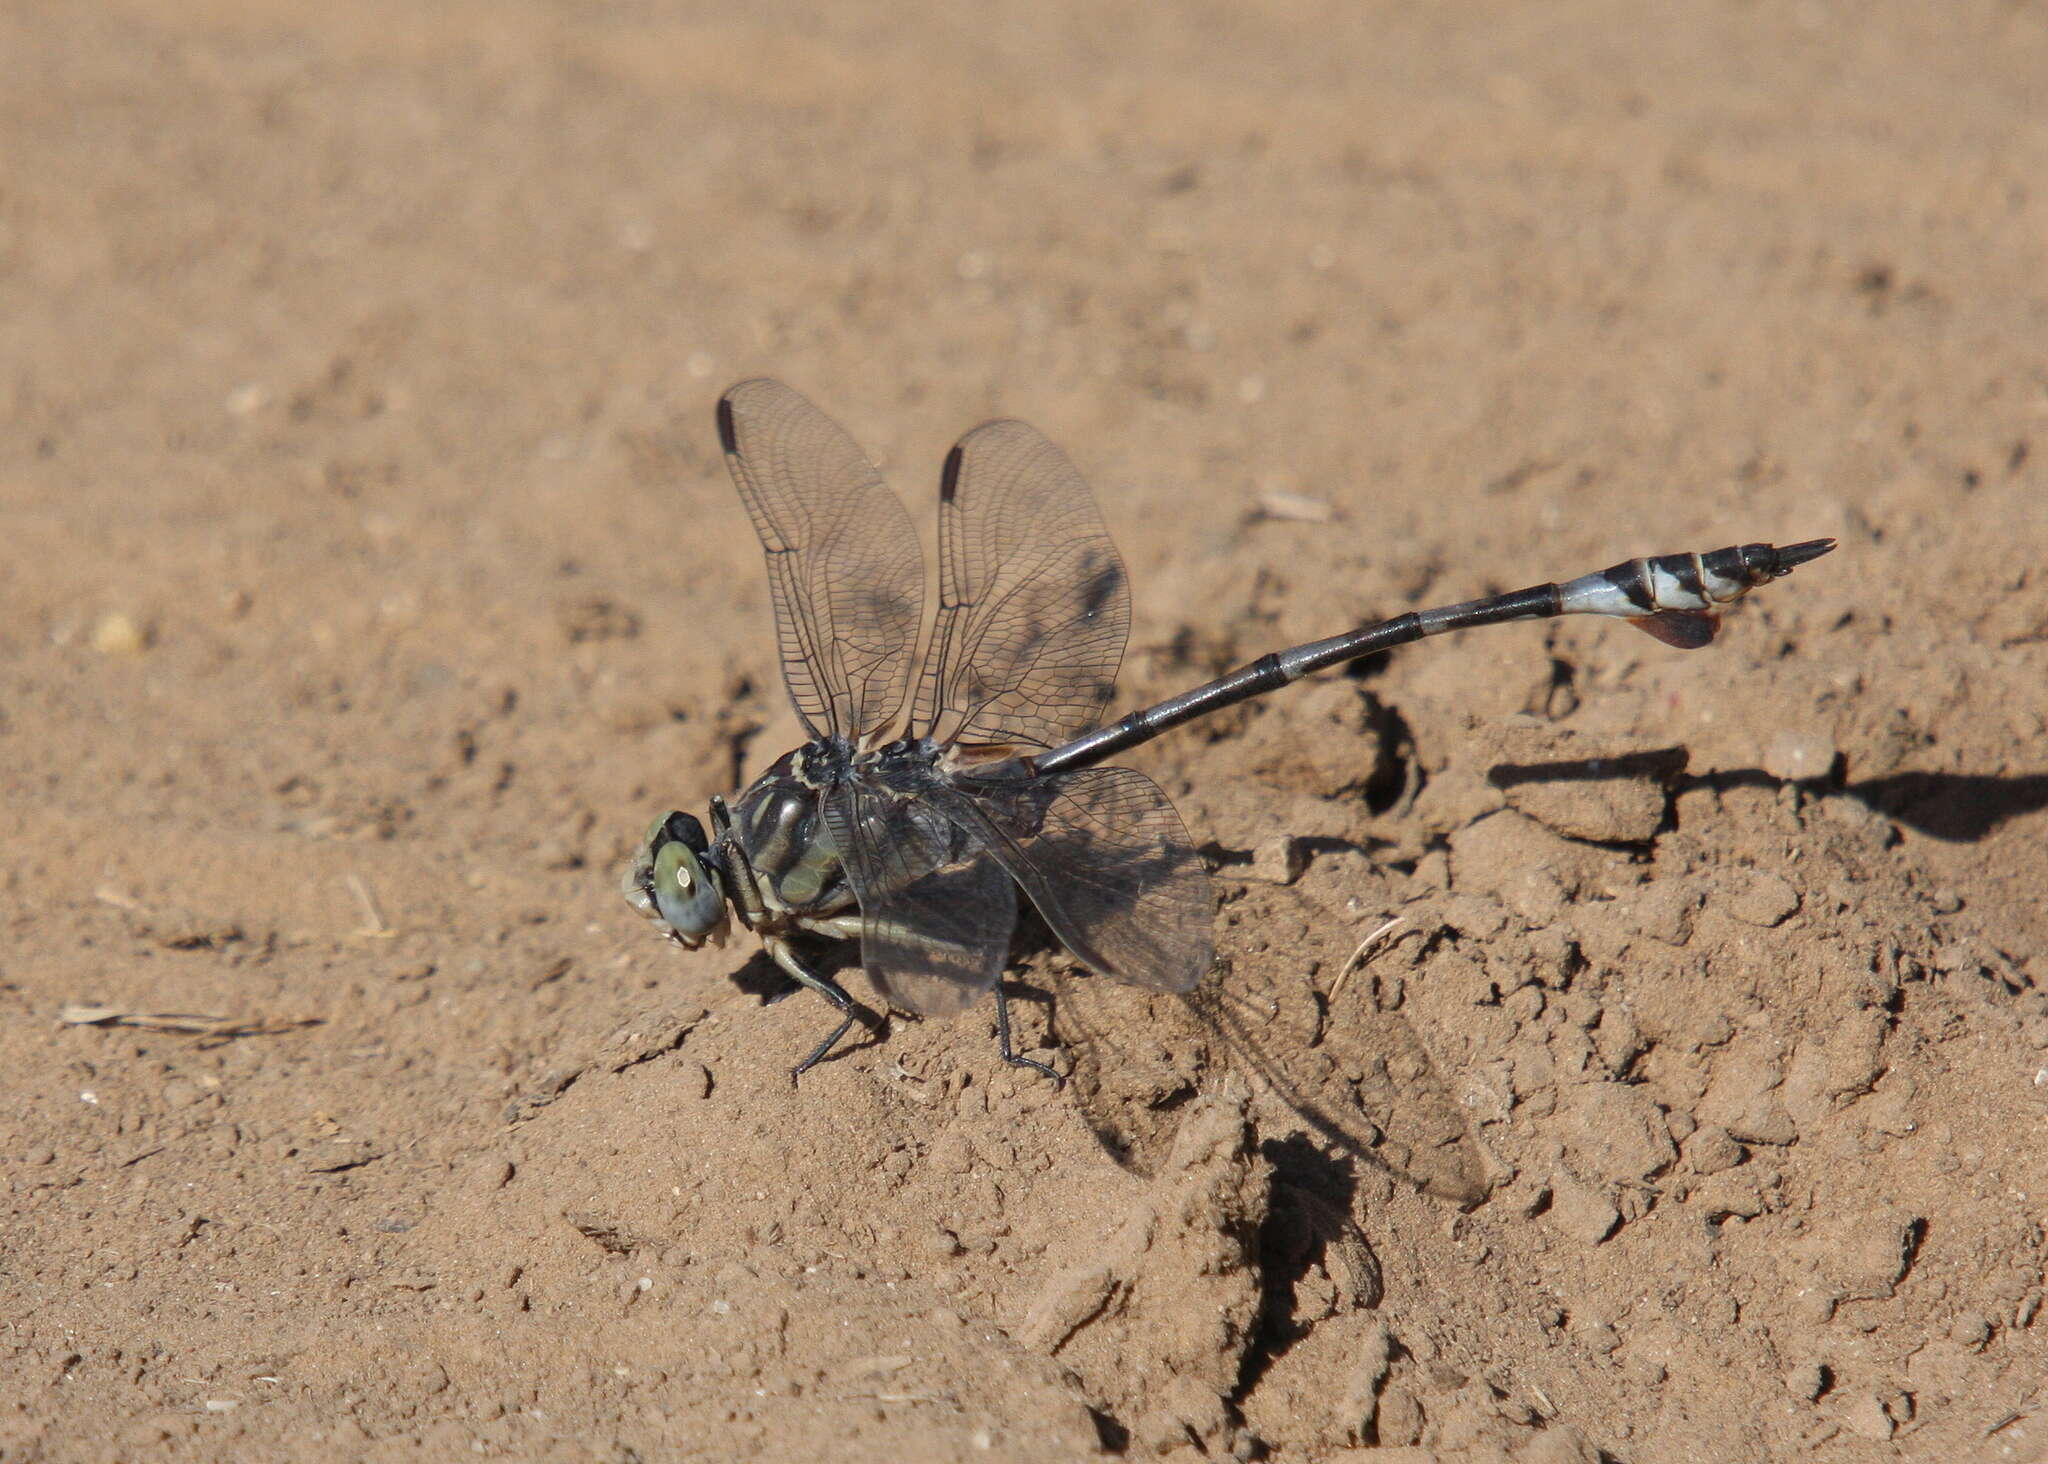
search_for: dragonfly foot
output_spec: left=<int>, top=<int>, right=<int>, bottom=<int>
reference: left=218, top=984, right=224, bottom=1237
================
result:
left=993, top=982, right=1065, bottom=1088
left=1001, top=1050, right=1065, bottom=1088
left=789, top=1001, right=883, bottom=1083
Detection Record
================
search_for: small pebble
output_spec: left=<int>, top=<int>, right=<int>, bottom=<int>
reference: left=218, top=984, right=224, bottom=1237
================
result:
left=1949, top=1312, right=1992, bottom=1349
left=1246, top=836, right=1308, bottom=885
left=91, top=611, right=149, bottom=655
left=1763, top=728, right=1837, bottom=781
left=1784, top=1361, right=1826, bottom=1400
left=1544, top=1175, right=1619, bottom=1246
left=1685, top=1124, right=1745, bottom=1176
left=225, top=382, right=271, bottom=415
left=1839, top=1392, right=1894, bottom=1441
left=160, top=1079, right=203, bottom=1109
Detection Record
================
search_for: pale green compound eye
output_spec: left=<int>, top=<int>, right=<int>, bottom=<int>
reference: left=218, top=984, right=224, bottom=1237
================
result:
left=646, top=830, right=725, bottom=942
left=623, top=810, right=727, bottom=947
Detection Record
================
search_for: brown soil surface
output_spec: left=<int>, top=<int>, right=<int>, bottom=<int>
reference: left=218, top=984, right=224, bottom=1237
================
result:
left=6, top=3, right=2047, bottom=1460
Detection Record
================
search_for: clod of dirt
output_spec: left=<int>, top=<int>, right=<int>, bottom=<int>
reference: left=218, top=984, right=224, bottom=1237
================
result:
left=1837, top=1390, right=1900, bottom=1441
left=1447, top=810, right=1611, bottom=926
left=1514, top=1421, right=1604, bottom=1464
left=95, top=886, right=244, bottom=949
left=1763, top=727, right=1839, bottom=781
left=1018, top=1082, right=1269, bottom=1453
left=1782, top=1005, right=1892, bottom=1120
left=1799, top=1205, right=1924, bottom=1300
left=1721, top=868, right=1802, bottom=927
left=1548, top=1080, right=1678, bottom=1188
left=1629, top=875, right=1704, bottom=945
left=1543, top=1174, right=1620, bottom=1246
left=1246, top=835, right=1310, bottom=884
left=594, top=1005, right=708, bottom=1072
left=1686, top=1170, right=1767, bottom=1221
left=1696, top=1035, right=1802, bottom=1147
left=1222, top=681, right=1387, bottom=800
left=1683, top=1123, right=1746, bottom=1175
left=555, top=594, right=641, bottom=643
left=1489, top=740, right=1682, bottom=845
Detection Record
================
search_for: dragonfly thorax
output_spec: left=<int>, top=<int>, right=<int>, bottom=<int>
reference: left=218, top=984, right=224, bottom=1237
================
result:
left=727, top=747, right=857, bottom=923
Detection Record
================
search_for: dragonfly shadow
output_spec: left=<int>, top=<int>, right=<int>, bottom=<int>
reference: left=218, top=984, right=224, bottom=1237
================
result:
left=1041, top=928, right=1489, bottom=1211
left=1243, top=1136, right=1386, bottom=1387
left=727, top=948, right=798, bottom=1004
left=1835, top=770, right=2048, bottom=842
left=1186, top=975, right=1490, bottom=1210
left=1486, top=751, right=2048, bottom=845
left=1040, top=969, right=1210, bottom=1173
left=1683, top=765, right=2048, bottom=843
left=725, top=943, right=894, bottom=1063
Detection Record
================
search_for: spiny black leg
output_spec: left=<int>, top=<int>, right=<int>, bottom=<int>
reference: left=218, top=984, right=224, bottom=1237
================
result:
left=766, top=936, right=882, bottom=1082
left=792, top=1004, right=861, bottom=1081
left=994, top=982, right=1063, bottom=1088
left=789, top=974, right=886, bottom=1082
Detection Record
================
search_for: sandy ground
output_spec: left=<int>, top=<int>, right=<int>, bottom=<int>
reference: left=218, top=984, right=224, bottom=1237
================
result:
left=6, top=2, right=2048, bottom=1460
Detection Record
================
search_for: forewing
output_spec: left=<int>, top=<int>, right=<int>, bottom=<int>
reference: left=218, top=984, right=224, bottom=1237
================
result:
left=821, top=783, right=1016, bottom=1017
left=939, top=765, right=1212, bottom=991
left=719, top=379, right=924, bottom=741
left=911, top=419, right=1130, bottom=753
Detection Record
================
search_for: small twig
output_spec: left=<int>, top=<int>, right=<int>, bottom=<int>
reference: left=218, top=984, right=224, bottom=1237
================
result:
left=1986, top=1394, right=2041, bottom=1437
left=1327, top=916, right=1405, bottom=1003
left=59, top=1004, right=320, bottom=1039
left=528, top=956, right=573, bottom=991
left=1255, top=491, right=1336, bottom=524
left=345, top=874, right=394, bottom=939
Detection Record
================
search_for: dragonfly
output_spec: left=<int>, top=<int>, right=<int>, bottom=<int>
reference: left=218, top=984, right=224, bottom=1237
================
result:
left=624, top=379, right=1835, bottom=1081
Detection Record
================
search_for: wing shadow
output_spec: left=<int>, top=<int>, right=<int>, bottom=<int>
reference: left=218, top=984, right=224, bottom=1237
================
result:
left=1043, top=933, right=1489, bottom=1210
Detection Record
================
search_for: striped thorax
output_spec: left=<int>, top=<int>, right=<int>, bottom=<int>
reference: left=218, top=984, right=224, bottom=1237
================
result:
left=728, top=746, right=857, bottom=923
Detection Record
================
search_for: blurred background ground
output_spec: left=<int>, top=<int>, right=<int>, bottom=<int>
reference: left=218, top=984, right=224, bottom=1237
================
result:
left=4, top=2, right=2046, bottom=1459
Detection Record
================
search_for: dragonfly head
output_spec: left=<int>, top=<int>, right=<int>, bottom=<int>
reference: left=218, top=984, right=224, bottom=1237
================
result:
left=623, top=811, right=730, bottom=948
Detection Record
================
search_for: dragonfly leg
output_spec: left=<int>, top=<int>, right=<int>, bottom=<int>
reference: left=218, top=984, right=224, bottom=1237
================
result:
left=766, top=934, right=881, bottom=1082
left=708, top=795, right=764, bottom=932
left=993, top=982, right=1063, bottom=1088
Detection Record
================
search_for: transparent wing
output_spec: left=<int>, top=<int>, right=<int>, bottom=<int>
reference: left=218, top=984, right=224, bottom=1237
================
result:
left=910, top=419, right=1131, bottom=753
left=821, top=782, right=1017, bottom=1017
left=937, top=765, right=1213, bottom=991
left=718, top=379, right=924, bottom=742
